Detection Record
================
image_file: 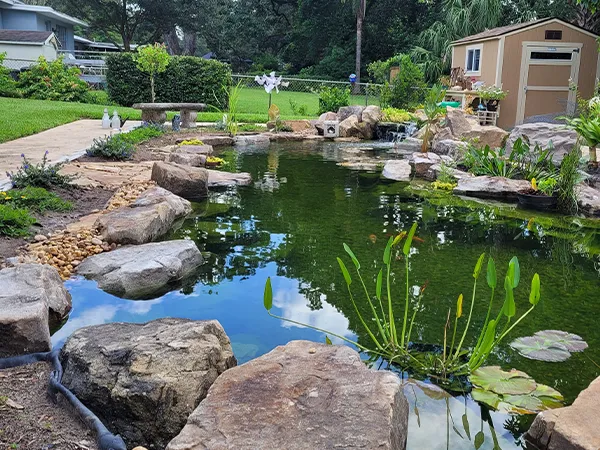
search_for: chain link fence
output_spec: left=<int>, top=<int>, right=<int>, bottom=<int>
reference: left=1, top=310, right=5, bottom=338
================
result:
left=232, top=74, right=381, bottom=106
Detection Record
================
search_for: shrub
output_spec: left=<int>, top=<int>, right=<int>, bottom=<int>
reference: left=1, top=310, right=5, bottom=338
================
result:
left=82, top=89, right=111, bottom=105
left=381, top=108, right=414, bottom=123
left=373, top=55, right=426, bottom=109
left=106, top=53, right=232, bottom=108
left=289, top=98, right=308, bottom=116
left=86, top=135, right=135, bottom=160
left=119, top=123, right=165, bottom=145
left=0, top=204, right=36, bottom=237
left=17, top=56, right=88, bottom=102
left=317, top=86, right=350, bottom=115
left=7, top=152, right=75, bottom=188
left=0, top=52, right=20, bottom=98
left=0, top=187, right=72, bottom=212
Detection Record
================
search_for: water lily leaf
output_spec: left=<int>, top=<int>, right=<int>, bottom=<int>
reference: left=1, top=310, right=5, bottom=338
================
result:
left=496, top=401, right=538, bottom=415
left=534, top=330, right=588, bottom=353
left=502, top=394, right=544, bottom=413
left=532, top=383, right=564, bottom=401
left=474, top=431, right=485, bottom=450
left=510, top=336, right=571, bottom=362
left=471, top=388, right=501, bottom=409
left=470, top=366, right=536, bottom=395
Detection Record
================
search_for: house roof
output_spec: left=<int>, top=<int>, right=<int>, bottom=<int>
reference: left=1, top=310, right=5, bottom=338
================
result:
left=0, top=29, right=55, bottom=44
left=451, top=17, right=598, bottom=45
left=0, top=0, right=87, bottom=27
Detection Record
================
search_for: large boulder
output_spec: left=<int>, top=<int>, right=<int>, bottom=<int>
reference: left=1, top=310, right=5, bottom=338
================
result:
left=60, top=319, right=236, bottom=449
left=445, top=107, right=508, bottom=149
left=151, top=161, right=209, bottom=202
left=167, top=152, right=207, bottom=167
left=382, top=160, right=411, bottom=182
left=578, top=184, right=600, bottom=217
left=526, top=376, right=600, bottom=450
left=96, top=187, right=192, bottom=245
left=319, top=112, right=338, bottom=122
left=166, top=340, right=408, bottom=450
left=207, top=169, right=252, bottom=188
left=77, top=240, right=204, bottom=299
left=410, top=152, right=442, bottom=179
left=433, top=139, right=467, bottom=158
left=233, top=134, right=270, bottom=147
left=0, top=264, right=72, bottom=357
left=362, top=105, right=382, bottom=125
left=506, top=122, right=578, bottom=163
left=338, top=105, right=365, bottom=122
left=339, top=115, right=372, bottom=139
left=454, top=175, right=530, bottom=200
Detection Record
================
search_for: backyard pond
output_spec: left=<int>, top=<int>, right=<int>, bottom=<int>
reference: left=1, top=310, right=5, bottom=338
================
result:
left=56, top=140, right=600, bottom=450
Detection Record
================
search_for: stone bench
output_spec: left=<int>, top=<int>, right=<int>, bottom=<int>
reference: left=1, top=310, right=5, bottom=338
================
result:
left=132, top=103, right=206, bottom=128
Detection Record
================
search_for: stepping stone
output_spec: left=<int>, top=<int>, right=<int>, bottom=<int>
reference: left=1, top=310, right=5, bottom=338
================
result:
left=151, top=162, right=209, bottom=202
left=207, top=170, right=251, bottom=188
left=454, top=175, right=530, bottom=200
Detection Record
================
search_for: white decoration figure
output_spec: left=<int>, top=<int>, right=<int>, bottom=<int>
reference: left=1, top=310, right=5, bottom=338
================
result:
left=102, top=108, right=111, bottom=129
left=254, top=71, right=289, bottom=94
left=111, top=110, right=120, bottom=131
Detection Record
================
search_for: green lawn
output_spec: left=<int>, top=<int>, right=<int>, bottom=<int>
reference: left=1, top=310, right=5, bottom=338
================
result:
left=0, top=89, right=379, bottom=143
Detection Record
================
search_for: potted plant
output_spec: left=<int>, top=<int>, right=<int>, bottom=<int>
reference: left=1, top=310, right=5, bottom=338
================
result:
left=564, top=97, right=600, bottom=167
left=517, top=177, right=558, bottom=211
left=476, top=86, right=508, bottom=112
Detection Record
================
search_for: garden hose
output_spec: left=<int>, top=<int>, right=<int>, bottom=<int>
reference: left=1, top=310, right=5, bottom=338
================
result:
left=0, top=350, right=127, bottom=450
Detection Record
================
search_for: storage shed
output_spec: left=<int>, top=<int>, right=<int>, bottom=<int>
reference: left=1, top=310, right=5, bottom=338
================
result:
left=451, top=18, right=600, bottom=129
left=0, top=30, right=58, bottom=69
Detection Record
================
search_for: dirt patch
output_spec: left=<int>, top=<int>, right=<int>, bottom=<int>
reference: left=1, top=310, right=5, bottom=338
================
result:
left=0, top=362, right=99, bottom=450
left=0, top=186, right=114, bottom=263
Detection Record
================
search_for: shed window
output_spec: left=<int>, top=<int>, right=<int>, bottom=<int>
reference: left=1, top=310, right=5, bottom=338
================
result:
left=545, top=30, right=563, bottom=40
left=466, top=47, right=481, bottom=73
left=531, top=52, right=572, bottom=61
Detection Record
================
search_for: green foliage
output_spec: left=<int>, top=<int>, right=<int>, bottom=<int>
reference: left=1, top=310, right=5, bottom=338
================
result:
left=381, top=107, right=414, bottom=123
left=106, top=53, right=232, bottom=108
left=536, top=177, right=557, bottom=196
left=0, top=52, right=20, bottom=98
left=135, top=43, right=170, bottom=102
left=224, top=81, right=244, bottom=136
left=476, top=85, right=508, bottom=101
left=289, top=98, right=308, bottom=116
left=376, top=55, right=426, bottom=109
left=317, top=86, right=350, bottom=114
left=0, top=187, right=72, bottom=212
left=557, top=145, right=586, bottom=213
left=264, top=223, right=543, bottom=382
left=0, top=204, right=35, bottom=237
left=564, top=106, right=600, bottom=149
left=7, top=152, right=75, bottom=188
left=86, top=135, right=135, bottom=160
left=421, top=84, right=446, bottom=152
left=17, top=57, right=88, bottom=102
left=81, top=89, right=111, bottom=105
left=118, top=123, right=165, bottom=144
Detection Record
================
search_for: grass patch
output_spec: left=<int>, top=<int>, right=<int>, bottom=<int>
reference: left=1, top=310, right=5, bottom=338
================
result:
left=0, top=204, right=36, bottom=237
left=0, top=187, right=72, bottom=212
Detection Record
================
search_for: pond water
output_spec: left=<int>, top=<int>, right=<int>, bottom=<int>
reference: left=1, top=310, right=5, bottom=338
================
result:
left=55, top=140, right=600, bottom=450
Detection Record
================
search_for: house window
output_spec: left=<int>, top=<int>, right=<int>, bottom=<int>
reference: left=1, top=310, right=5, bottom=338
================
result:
left=55, top=25, right=67, bottom=49
left=45, top=21, right=52, bottom=32
left=466, top=46, right=482, bottom=74
left=545, top=30, right=563, bottom=40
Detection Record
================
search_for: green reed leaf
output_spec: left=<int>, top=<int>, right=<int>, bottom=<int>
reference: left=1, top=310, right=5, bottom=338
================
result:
left=264, top=277, right=273, bottom=310
left=337, top=257, right=352, bottom=285
left=403, top=223, right=418, bottom=256
left=343, top=243, right=360, bottom=270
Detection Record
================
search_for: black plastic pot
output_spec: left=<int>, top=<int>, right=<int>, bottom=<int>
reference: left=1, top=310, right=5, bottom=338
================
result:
left=486, top=99, right=499, bottom=111
left=517, top=192, right=558, bottom=211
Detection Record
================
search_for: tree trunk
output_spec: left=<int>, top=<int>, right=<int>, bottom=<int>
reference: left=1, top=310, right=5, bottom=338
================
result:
left=164, top=29, right=182, bottom=55
left=354, top=0, right=365, bottom=94
left=150, top=75, right=155, bottom=103
left=183, top=32, right=197, bottom=56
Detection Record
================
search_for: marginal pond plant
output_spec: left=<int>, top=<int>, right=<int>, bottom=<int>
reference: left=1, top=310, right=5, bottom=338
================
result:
left=264, top=223, right=544, bottom=384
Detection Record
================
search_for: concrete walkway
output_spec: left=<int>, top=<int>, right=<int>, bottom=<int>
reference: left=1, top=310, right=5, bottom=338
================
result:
left=0, top=120, right=141, bottom=190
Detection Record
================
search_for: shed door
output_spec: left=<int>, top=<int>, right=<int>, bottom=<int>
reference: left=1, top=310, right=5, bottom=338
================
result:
left=516, top=44, right=581, bottom=124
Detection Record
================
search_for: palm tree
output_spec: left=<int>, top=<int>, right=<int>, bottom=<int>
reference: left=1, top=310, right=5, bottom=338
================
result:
left=343, top=0, right=367, bottom=91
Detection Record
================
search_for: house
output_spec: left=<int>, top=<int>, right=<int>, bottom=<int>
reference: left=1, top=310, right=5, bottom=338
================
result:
left=0, top=0, right=86, bottom=66
left=450, top=18, right=600, bottom=129
left=74, top=35, right=137, bottom=53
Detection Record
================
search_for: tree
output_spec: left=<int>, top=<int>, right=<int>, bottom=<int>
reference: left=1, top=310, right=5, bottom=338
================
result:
left=135, top=43, right=170, bottom=102
left=342, top=0, right=366, bottom=89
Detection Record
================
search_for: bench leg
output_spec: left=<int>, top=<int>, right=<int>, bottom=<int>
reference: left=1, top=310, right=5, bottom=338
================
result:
left=180, top=110, right=198, bottom=128
left=142, top=110, right=167, bottom=125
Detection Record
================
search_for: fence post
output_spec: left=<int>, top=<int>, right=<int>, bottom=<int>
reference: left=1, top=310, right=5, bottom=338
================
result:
left=365, top=83, right=369, bottom=106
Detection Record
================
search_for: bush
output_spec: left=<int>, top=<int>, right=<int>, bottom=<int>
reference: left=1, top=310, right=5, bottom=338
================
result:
left=372, top=55, right=426, bottom=109
left=106, top=53, right=232, bottom=108
left=381, top=107, right=414, bottom=123
left=318, top=86, right=350, bottom=115
left=119, top=123, right=165, bottom=145
left=0, top=204, right=36, bottom=237
left=82, top=89, right=111, bottom=105
left=17, top=56, right=88, bottom=102
left=7, top=152, right=75, bottom=188
left=86, top=135, right=135, bottom=160
left=0, top=187, right=72, bottom=212
left=0, top=52, right=20, bottom=98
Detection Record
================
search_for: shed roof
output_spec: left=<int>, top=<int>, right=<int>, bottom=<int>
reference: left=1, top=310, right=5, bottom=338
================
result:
left=0, top=30, right=54, bottom=44
left=452, top=17, right=598, bottom=45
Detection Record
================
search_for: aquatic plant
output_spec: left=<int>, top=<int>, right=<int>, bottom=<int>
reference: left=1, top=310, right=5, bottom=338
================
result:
left=510, top=330, right=588, bottom=362
left=421, top=84, right=446, bottom=152
left=557, top=144, right=586, bottom=213
left=263, top=223, right=543, bottom=382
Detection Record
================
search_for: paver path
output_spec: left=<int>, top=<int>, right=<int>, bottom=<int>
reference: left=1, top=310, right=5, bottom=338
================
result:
left=0, top=120, right=141, bottom=190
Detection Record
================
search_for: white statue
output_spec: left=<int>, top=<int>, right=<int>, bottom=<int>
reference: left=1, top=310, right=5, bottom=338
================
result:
left=254, top=71, right=289, bottom=94
left=102, top=108, right=111, bottom=129
left=111, top=110, right=120, bottom=131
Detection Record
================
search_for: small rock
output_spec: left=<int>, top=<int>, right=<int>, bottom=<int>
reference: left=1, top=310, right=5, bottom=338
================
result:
left=382, top=160, right=411, bottom=182
left=3, top=398, right=24, bottom=409
left=34, top=234, right=47, bottom=242
left=91, top=238, right=102, bottom=246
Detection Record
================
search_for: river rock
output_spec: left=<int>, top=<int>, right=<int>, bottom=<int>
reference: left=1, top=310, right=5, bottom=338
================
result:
left=151, top=161, right=209, bottom=202
left=207, top=170, right=252, bottom=188
left=578, top=184, right=600, bottom=217
left=60, top=319, right=236, bottom=449
left=77, top=240, right=203, bottom=299
left=167, top=152, right=207, bottom=167
left=392, top=137, right=424, bottom=154
left=0, top=264, right=72, bottom=357
left=506, top=122, right=578, bottom=163
left=166, top=340, right=408, bottom=450
left=433, top=139, right=467, bottom=158
left=410, top=152, right=442, bottom=178
left=382, top=160, right=412, bottom=182
left=526, top=376, right=600, bottom=450
left=362, top=105, right=382, bottom=125
left=338, top=105, right=365, bottom=122
left=454, top=175, right=530, bottom=200
left=445, top=107, right=508, bottom=149
left=96, top=187, right=192, bottom=245
left=174, top=145, right=213, bottom=156
left=233, top=134, right=270, bottom=147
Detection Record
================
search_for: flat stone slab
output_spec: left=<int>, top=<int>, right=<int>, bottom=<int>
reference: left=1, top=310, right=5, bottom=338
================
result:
left=175, top=145, right=214, bottom=155
left=77, top=240, right=203, bottom=299
left=454, top=176, right=530, bottom=200
left=526, top=376, right=600, bottom=450
left=166, top=340, right=408, bottom=450
left=0, top=264, right=72, bottom=357
left=207, top=170, right=252, bottom=188
left=167, top=152, right=207, bottom=167
left=382, top=159, right=411, bottom=181
left=233, top=134, right=270, bottom=147
left=61, top=318, right=236, bottom=449
left=96, top=186, right=192, bottom=245
left=151, top=162, right=209, bottom=202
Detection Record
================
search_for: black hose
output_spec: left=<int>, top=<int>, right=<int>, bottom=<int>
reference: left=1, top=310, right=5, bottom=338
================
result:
left=0, top=351, right=127, bottom=450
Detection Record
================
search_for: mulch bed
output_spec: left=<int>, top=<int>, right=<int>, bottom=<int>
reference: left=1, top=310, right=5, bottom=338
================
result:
left=0, top=362, right=98, bottom=450
left=0, top=186, right=114, bottom=264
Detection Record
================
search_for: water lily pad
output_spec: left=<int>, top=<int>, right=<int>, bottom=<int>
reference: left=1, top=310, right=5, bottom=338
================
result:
left=471, top=388, right=501, bottom=409
left=535, top=330, right=588, bottom=353
left=510, top=336, right=571, bottom=362
left=470, top=366, right=537, bottom=395
left=532, top=383, right=564, bottom=401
